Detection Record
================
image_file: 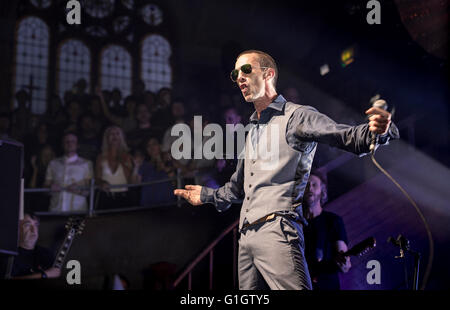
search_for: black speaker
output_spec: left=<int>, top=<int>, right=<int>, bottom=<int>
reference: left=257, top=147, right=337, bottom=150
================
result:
left=0, top=138, right=23, bottom=256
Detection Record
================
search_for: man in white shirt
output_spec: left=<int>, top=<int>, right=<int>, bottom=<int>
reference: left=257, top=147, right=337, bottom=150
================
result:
left=45, top=132, right=94, bottom=212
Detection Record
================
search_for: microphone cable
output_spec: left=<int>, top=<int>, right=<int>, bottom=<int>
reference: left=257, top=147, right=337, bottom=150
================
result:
left=370, top=151, right=434, bottom=290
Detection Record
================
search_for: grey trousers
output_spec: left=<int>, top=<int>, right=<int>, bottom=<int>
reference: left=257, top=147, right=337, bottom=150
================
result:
left=238, top=216, right=312, bottom=290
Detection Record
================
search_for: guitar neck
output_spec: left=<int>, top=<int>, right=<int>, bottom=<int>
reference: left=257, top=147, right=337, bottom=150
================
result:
left=343, top=237, right=376, bottom=257
left=53, top=228, right=76, bottom=269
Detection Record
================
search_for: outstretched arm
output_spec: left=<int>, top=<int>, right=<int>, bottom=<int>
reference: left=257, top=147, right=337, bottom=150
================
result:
left=290, top=106, right=399, bottom=155
left=174, top=158, right=245, bottom=212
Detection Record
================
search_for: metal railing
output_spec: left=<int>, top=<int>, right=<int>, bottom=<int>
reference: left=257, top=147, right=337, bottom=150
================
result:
left=24, top=168, right=185, bottom=217
left=172, top=218, right=239, bottom=290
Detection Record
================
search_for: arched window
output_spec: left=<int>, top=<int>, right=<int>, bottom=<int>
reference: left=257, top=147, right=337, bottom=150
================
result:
left=141, top=34, right=172, bottom=93
left=100, top=45, right=132, bottom=98
left=14, top=16, right=49, bottom=114
left=57, top=39, right=91, bottom=100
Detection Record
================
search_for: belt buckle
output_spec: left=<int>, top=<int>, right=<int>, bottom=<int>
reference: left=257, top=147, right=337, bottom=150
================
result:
left=266, top=213, right=275, bottom=221
left=241, top=213, right=276, bottom=233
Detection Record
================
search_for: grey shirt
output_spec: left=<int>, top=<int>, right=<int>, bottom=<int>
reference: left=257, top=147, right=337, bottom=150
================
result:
left=201, top=94, right=399, bottom=213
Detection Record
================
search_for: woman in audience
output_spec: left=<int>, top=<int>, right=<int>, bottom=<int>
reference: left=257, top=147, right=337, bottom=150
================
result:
left=132, top=137, right=176, bottom=207
left=95, top=126, right=134, bottom=210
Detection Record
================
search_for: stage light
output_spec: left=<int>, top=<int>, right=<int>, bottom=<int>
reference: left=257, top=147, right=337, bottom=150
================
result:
left=341, top=47, right=355, bottom=67
left=320, top=64, right=330, bottom=76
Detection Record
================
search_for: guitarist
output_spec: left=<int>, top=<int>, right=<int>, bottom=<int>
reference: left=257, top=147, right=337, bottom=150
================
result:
left=302, top=169, right=351, bottom=290
left=11, top=213, right=61, bottom=280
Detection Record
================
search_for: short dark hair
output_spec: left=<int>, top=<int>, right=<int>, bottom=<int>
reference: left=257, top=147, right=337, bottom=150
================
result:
left=62, top=131, right=78, bottom=141
left=309, top=168, right=328, bottom=205
left=23, top=212, right=40, bottom=224
left=237, top=50, right=278, bottom=88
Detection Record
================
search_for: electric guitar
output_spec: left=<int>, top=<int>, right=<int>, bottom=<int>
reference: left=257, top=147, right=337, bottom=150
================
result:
left=311, top=236, right=376, bottom=285
left=53, top=217, right=85, bottom=269
left=343, top=236, right=377, bottom=257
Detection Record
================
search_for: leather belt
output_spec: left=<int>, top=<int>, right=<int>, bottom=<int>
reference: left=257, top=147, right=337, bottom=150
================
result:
left=241, top=213, right=277, bottom=231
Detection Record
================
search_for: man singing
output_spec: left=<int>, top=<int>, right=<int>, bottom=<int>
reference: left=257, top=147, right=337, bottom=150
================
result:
left=174, top=50, right=398, bottom=290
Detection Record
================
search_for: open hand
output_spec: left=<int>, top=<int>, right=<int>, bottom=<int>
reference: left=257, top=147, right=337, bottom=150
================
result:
left=174, top=185, right=203, bottom=206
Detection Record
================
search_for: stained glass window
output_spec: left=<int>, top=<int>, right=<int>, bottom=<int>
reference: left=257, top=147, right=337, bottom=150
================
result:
left=140, top=4, right=163, bottom=26
left=101, top=45, right=132, bottom=98
left=14, top=16, right=49, bottom=114
left=83, top=0, right=115, bottom=18
left=30, top=0, right=52, bottom=9
left=141, top=34, right=172, bottom=93
left=57, top=39, right=91, bottom=100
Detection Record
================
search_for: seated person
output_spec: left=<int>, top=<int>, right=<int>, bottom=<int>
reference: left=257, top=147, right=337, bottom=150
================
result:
left=11, top=213, right=60, bottom=279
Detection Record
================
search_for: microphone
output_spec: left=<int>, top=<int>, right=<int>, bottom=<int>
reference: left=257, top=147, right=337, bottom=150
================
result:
left=369, top=95, right=388, bottom=153
left=387, top=234, right=411, bottom=258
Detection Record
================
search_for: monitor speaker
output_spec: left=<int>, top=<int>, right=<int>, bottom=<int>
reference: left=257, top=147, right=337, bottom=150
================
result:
left=0, top=138, right=23, bottom=256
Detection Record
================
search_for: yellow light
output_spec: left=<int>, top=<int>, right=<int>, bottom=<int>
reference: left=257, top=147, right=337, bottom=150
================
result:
left=341, top=47, right=355, bottom=67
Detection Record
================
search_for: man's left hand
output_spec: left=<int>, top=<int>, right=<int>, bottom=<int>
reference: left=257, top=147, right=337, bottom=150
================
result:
left=365, top=107, right=392, bottom=135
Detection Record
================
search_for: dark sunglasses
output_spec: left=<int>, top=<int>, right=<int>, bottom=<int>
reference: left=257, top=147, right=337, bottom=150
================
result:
left=230, top=64, right=269, bottom=82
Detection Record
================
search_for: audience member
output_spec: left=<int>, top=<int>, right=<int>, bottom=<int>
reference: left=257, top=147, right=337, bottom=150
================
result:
left=161, top=100, right=186, bottom=154
left=97, top=86, right=137, bottom=134
left=77, top=113, right=101, bottom=163
left=45, top=94, right=68, bottom=134
left=110, top=88, right=126, bottom=117
left=152, top=88, right=172, bottom=132
left=95, top=126, right=134, bottom=210
left=127, top=103, right=159, bottom=150
left=132, top=79, right=146, bottom=105
left=64, top=99, right=83, bottom=133
left=29, top=145, right=56, bottom=189
left=44, top=132, right=93, bottom=212
left=132, top=137, right=176, bottom=207
left=73, top=78, right=91, bottom=111
left=11, top=90, right=32, bottom=140
left=88, top=95, right=108, bottom=134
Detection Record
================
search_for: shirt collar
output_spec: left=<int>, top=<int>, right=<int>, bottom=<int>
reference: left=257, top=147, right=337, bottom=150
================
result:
left=249, top=94, right=287, bottom=123
left=64, top=154, right=79, bottom=164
